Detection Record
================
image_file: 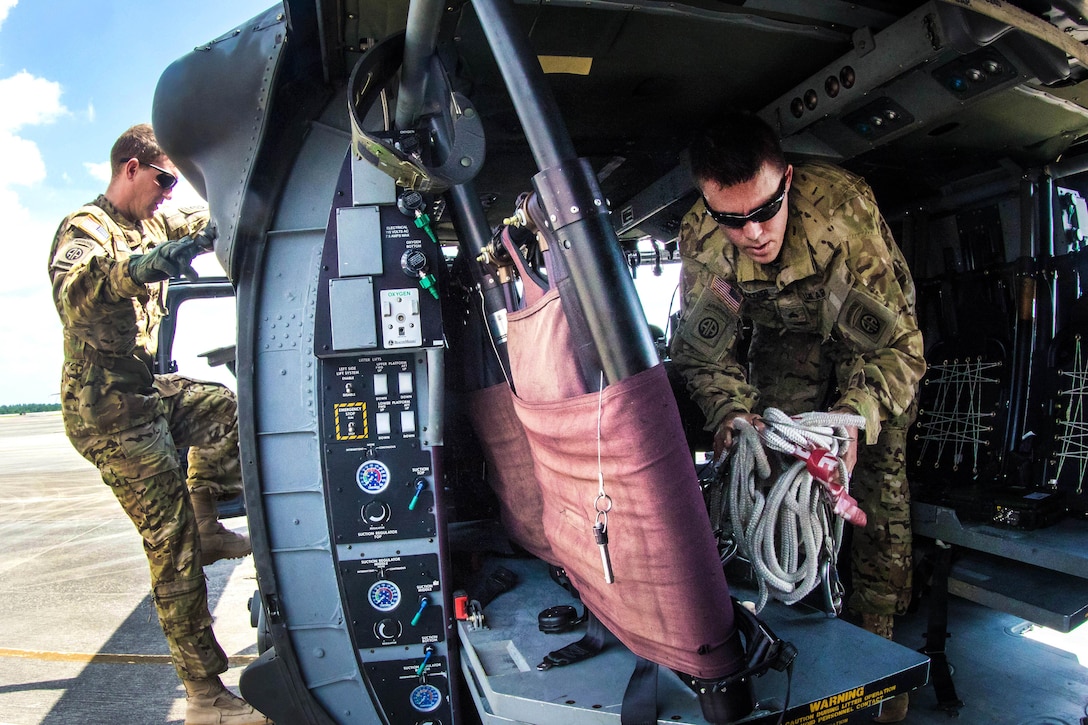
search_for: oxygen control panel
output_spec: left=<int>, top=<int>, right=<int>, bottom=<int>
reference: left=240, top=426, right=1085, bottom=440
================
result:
left=311, top=156, right=456, bottom=724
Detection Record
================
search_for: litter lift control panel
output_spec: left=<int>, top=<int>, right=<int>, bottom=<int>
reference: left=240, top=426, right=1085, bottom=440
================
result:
left=313, top=154, right=454, bottom=724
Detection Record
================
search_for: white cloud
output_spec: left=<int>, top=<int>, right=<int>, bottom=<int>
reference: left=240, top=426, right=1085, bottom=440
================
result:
left=0, top=70, right=67, bottom=295
left=0, top=131, right=45, bottom=187
left=0, top=70, right=66, bottom=132
left=85, top=160, right=111, bottom=183
left=0, top=71, right=66, bottom=190
left=0, top=67, right=70, bottom=404
left=0, top=0, right=16, bottom=29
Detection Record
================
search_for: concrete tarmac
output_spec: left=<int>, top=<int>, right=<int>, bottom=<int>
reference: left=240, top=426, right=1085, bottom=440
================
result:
left=0, top=412, right=259, bottom=725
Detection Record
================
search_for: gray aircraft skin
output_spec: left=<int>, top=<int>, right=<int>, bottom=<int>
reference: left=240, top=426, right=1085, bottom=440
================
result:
left=151, top=1, right=1088, bottom=723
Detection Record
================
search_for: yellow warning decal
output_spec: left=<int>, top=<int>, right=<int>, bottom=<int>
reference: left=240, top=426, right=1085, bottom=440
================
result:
left=334, top=401, right=369, bottom=440
left=782, top=684, right=901, bottom=725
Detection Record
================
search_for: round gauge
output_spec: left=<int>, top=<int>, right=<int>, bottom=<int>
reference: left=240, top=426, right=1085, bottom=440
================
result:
left=409, top=683, right=443, bottom=713
left=356, top=460, right=391, bottom=494
left=367, top=580, right=401, bottom=612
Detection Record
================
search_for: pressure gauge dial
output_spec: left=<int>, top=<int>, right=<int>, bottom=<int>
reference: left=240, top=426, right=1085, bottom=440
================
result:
left=410, top=683, right=443, bottom=712
left=356, top=460, right=391, bottom=494
left=367, top=580, right=401, bottom=612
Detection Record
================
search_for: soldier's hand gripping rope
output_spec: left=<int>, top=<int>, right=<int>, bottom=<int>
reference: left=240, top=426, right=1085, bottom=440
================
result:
left=758, top=409, right=868, bottom=527
left=717, top=408, right=867, bottom=612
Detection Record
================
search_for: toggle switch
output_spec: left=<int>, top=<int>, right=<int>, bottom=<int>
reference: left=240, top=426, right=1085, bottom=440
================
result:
left=409, top=478, right=427, bottom=511
left=411, top=596, right=430, bottom=626
left=415, top=644, right=436, bottom=676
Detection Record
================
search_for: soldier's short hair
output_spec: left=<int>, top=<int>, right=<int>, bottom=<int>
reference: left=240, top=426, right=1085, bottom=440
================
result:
left=109, top=124, right=165, bottom=178
left=690, top=111, right=787, bottom=188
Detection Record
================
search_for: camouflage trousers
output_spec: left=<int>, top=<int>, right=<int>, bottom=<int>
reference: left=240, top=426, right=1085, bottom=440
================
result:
left=67, top=375, right=241, bottom=680
left=749, top=329, right=915, bottom=616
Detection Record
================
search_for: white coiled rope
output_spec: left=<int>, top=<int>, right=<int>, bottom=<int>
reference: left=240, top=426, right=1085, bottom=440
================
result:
left=721, top=408, right=866, bottom=613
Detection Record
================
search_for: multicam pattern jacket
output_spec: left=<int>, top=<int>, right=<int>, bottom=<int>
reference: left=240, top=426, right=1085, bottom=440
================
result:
left=670, top=162, right=925, bottom=444
left=48, top=195, right=209, bottom=437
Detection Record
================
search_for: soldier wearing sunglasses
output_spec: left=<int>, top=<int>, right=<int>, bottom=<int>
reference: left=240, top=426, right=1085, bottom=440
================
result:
left=47, top=124, right=269, bottom=724
left=670, top=112, right=924, bottom=724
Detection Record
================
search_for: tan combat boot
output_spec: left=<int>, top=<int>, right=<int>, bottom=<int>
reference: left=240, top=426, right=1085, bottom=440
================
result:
left=183, top=676, right=270, bottom=724
left=861, top=613, right=909, bottom=723
left=190, top=488, right=252, bottom=566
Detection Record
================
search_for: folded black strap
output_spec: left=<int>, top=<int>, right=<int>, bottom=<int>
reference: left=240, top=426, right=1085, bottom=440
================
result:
left=537, top=610, right=606, bottom=670
left=475, top=566, right=518, bottom=607
left=621, top=656, right=659, bottom=725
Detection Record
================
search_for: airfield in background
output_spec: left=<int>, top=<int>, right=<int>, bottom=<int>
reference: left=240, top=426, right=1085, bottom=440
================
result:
left=0, top=412, right=257, bottom=725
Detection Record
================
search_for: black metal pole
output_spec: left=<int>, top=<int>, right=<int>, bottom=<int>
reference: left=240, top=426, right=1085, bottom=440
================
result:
left=396, top=0, right=445, bottom=130
left=447, top=181, right=513, bottom=386
left=469, top=0, right=658, bottom=383
left=1007, top=174, right=1043, bottom=462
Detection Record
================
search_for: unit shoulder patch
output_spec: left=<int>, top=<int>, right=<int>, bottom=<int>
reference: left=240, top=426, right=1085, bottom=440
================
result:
left=678, top=282, right=740, bottom=360
left=51, top=237, right=102, bottom=272
left=837, top=284, right=898, bottom=351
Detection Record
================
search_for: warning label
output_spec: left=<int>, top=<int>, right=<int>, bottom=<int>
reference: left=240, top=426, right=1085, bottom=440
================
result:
left=782, top=684, right=900, bottom=725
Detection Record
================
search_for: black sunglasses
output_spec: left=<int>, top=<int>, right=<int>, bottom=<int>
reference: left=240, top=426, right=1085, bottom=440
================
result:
left=141, top=162, right=178, bottom=190
left=703, top=174, right=788, bottom=229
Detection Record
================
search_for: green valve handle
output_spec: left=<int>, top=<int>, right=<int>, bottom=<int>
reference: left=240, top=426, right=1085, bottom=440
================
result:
left=419, top=273, right=439, bottom=300
left=411, top=597, right=430, bottom=627
left=409, top=478, right=427, bottom=510
left=415, top=643, right=435, bottom=676
left=414, top=213, right=438, bottom=245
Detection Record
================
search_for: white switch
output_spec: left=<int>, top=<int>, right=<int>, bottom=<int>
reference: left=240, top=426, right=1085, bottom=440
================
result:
left=373, top=374, right=388, bottom=397
left=398, top=372, right=413, bottom=394
left=376, top=412, right=391, bottom=435
left=400, top=410, right=416, bottom=433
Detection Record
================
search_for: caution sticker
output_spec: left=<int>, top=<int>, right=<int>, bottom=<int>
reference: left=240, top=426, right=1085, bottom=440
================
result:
left=782, top=684, right=902, bottom=725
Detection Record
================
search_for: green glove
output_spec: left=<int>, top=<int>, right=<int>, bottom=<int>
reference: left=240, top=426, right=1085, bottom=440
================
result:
left=128, top=229, right=215, bottom=284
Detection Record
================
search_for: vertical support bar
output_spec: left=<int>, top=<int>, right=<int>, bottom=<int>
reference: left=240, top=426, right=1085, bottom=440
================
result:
left=396, top=0, right=445, bottom=130
left=467, top=0, right=573, bottom=169
left=923, top=541, right=965, bottom=714
left=447, top=182, right=513, bottom=386
left=469, top=0, right=657, bottom=383
left=1007, top=175, right=1041, bottom=458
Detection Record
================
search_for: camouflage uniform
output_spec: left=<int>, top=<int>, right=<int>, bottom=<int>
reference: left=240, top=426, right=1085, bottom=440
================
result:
left=671, top=163, right=926, bottom=616
left=48, top=195, right=241, bottom=680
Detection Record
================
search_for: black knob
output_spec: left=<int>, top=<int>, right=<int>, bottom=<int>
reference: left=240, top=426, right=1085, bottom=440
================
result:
left=401, top=249, right=429, bottom=277
left=375, top=618, right=401, bottom=639
left=363, top=501, right=391, bottom=524
left=398, top=190, right=426, bottom=216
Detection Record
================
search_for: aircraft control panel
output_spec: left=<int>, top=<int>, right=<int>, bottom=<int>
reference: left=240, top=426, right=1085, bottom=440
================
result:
left=310, top=154, right=456, bottom=724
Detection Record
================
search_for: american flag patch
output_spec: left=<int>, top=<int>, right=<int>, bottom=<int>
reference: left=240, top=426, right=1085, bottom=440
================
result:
left=711, top=276, right=743, bottom=315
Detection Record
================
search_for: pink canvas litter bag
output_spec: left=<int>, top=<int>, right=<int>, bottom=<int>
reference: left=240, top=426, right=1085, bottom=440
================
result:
left=470, top=234, right=745, bottom=680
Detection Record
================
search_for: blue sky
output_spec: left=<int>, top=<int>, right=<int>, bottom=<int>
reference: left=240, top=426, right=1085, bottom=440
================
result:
left=0, top=0, right=277, bottom=404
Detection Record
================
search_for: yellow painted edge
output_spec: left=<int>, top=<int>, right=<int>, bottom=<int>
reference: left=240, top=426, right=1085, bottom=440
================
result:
left=0, top=648, right=257, bottom=666
left=538, top=55, right=593, bottom=75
